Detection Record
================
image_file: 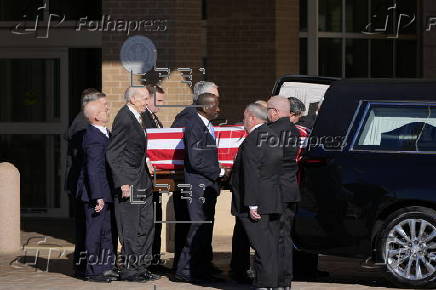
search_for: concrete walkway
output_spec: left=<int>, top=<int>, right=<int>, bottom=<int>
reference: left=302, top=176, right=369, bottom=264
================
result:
left=0, top=218, right=397, bottom=290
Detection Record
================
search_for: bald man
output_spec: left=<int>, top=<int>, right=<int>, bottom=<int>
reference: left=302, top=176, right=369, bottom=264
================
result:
left=77, top=101, right=118, bottom=282
left=267, top=96, right=301, bottom=289
left=106, top=87, right=160, bottom=282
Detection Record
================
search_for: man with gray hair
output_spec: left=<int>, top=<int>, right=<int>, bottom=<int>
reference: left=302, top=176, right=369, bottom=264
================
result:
left=229, top=102, right=268, bottom=283
left=171, top=81, right=219, bottom=128
left=288, top=97, right=306, bottom=124
left=230, top=102, right=283, bottom=288
left=64, top=88, right=108, bottom=278
left=267, top=96, right=300, bottom=289
left=106, top=87, right=160, bottom=282
left=66, top=88, right=108, bottom=196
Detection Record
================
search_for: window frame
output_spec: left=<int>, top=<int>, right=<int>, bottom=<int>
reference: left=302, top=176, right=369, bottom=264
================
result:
left=349, top=100, right=436, bottom=154
left=300, top=0, right=420, bottom=78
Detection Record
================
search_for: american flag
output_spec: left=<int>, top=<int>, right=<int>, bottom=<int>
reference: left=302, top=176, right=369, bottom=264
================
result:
left=295, top=124, right=310, bottom=162
left=146, top=125, right=247, bottom=170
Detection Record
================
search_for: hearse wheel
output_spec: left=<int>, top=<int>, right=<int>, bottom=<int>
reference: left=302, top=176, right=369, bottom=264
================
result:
left=379, top=206, right=436, bottom=289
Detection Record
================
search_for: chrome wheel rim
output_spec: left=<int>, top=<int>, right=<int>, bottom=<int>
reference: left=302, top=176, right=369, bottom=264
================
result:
left=385, top=218, right=436, bottom=281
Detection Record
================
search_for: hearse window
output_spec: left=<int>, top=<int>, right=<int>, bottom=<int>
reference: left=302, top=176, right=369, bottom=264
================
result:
left=354, top=103, right=436, bottom=152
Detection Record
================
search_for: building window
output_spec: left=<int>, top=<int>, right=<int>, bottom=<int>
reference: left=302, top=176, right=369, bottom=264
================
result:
left=0, top=59, right=60, bottom=122
left=353, top=103, right=436, bottom=152
left=299, top=0, right=420, bottom=78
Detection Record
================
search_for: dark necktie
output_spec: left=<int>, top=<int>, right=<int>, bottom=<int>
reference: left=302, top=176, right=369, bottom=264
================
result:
left=151, top=112, right=163, bottom=128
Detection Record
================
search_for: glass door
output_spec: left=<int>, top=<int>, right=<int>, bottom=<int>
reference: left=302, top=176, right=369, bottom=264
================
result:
left=0, top=48, right=69, bottom=217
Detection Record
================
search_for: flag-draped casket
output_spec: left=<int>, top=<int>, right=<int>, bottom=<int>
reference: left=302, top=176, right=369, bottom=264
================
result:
left=146, top=125, right=247, bottom=170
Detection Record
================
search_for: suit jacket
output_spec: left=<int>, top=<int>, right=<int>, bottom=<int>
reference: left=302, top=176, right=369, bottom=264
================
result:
left=231, top=124, right=283, bottom=216
left=183, top=112, right=221, bottom=197
left=76, top=125, right=113, bottom=203
left=142, top=109, right=163, bottom=129
left=268, top=117, right=301, bottom=203
left=171, top=106, right=196, bottom=128
left=64, top=111, right=88, bottom=197
left=106, top=105, right=152, bottom=196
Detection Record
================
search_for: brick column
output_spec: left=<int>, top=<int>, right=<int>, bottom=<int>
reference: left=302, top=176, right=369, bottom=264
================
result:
left=0, top=163, right=20, bottom=254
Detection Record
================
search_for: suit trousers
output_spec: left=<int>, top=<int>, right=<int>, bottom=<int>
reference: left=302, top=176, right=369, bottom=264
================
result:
left=175, top=187, right=217, bottom=278
left=73, top=198, right=86, bottom=276
left=278, top=202, right=297, bottom=286
left=114, top=194, right=154, bottom=279
left=240, top=214, right=280, bottom=288
left=152, top=191, right=162, bottom=264
left=230, top=216, right=251, bottom=274
left=172, top=190, right=190, bottom=269
left=83, top=202, right=115, bottom=277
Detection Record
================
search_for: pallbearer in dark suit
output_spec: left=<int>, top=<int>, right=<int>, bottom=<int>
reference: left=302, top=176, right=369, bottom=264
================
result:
left=267, top=96, right=300, bottom=289
left=231, top=102, right=284, bottom=289
left=173, top=93, right=228, bottom=282
left=289, top=96, right=329, bottom=280
left=171, top=82, right=221, bottom=272
left=64, top=88, right=108, bottom=278
left=78, top=101, right=118, bottom=282
left=230, top=100, right=268, bottom=283
left=141, top=85, right=166, bottom=270
left=106, top=87, right=160, bottom=282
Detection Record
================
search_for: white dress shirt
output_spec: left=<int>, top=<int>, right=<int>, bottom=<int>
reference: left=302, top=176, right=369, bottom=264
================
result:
left=128, top=104, right=146, bottom=136
left=197, top=113, right=224, bottom=177
left=128, top=104, right=142, bottom=123
left=92, top=124, right=109, bottom=138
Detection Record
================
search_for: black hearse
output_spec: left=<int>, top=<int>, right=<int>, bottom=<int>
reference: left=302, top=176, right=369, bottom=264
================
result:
left=273, top=76, right=436, bottom=288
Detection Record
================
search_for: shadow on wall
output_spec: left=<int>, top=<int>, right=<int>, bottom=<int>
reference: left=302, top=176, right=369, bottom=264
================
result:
left=21, top=217, right=76, bottom=245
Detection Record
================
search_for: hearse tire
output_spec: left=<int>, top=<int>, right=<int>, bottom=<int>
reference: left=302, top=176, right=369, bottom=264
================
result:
left=377, top=206, right=436, bottom=289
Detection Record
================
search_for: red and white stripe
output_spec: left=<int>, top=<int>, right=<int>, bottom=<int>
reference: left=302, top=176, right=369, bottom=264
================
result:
left=295, top=124, right=311, bottom=162
left=146, top=125, right=247, bottom=170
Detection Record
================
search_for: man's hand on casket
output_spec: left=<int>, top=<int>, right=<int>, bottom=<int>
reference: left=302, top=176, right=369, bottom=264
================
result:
left=146, top=157, right=155, bottom=175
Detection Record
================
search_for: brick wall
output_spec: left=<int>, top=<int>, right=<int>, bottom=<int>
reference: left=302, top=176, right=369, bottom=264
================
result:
left=102, top=0, right=202, bottom=128
left=102, top=0, right=300, bottom=127
left=206, top=0, right=299, bottom=123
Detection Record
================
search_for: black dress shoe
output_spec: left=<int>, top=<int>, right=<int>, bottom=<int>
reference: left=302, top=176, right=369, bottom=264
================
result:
left=171, top=273, right=224, bottom=284
left=170, top=274, right=193, bottom=283
left=206, top=263, right=223, bottom=274
left=73, top=271, right=86, bottom=280
left=86, top=275, right=112, bottom=283
left=121, top=274, right=149, bottom=283
left=148, top=264, right=171, bottom=274
left=102, top=269, right=119, bottom=281
left=142, top=270, right=160, bottom=281
left=228, top=271, right=252, bottom=284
